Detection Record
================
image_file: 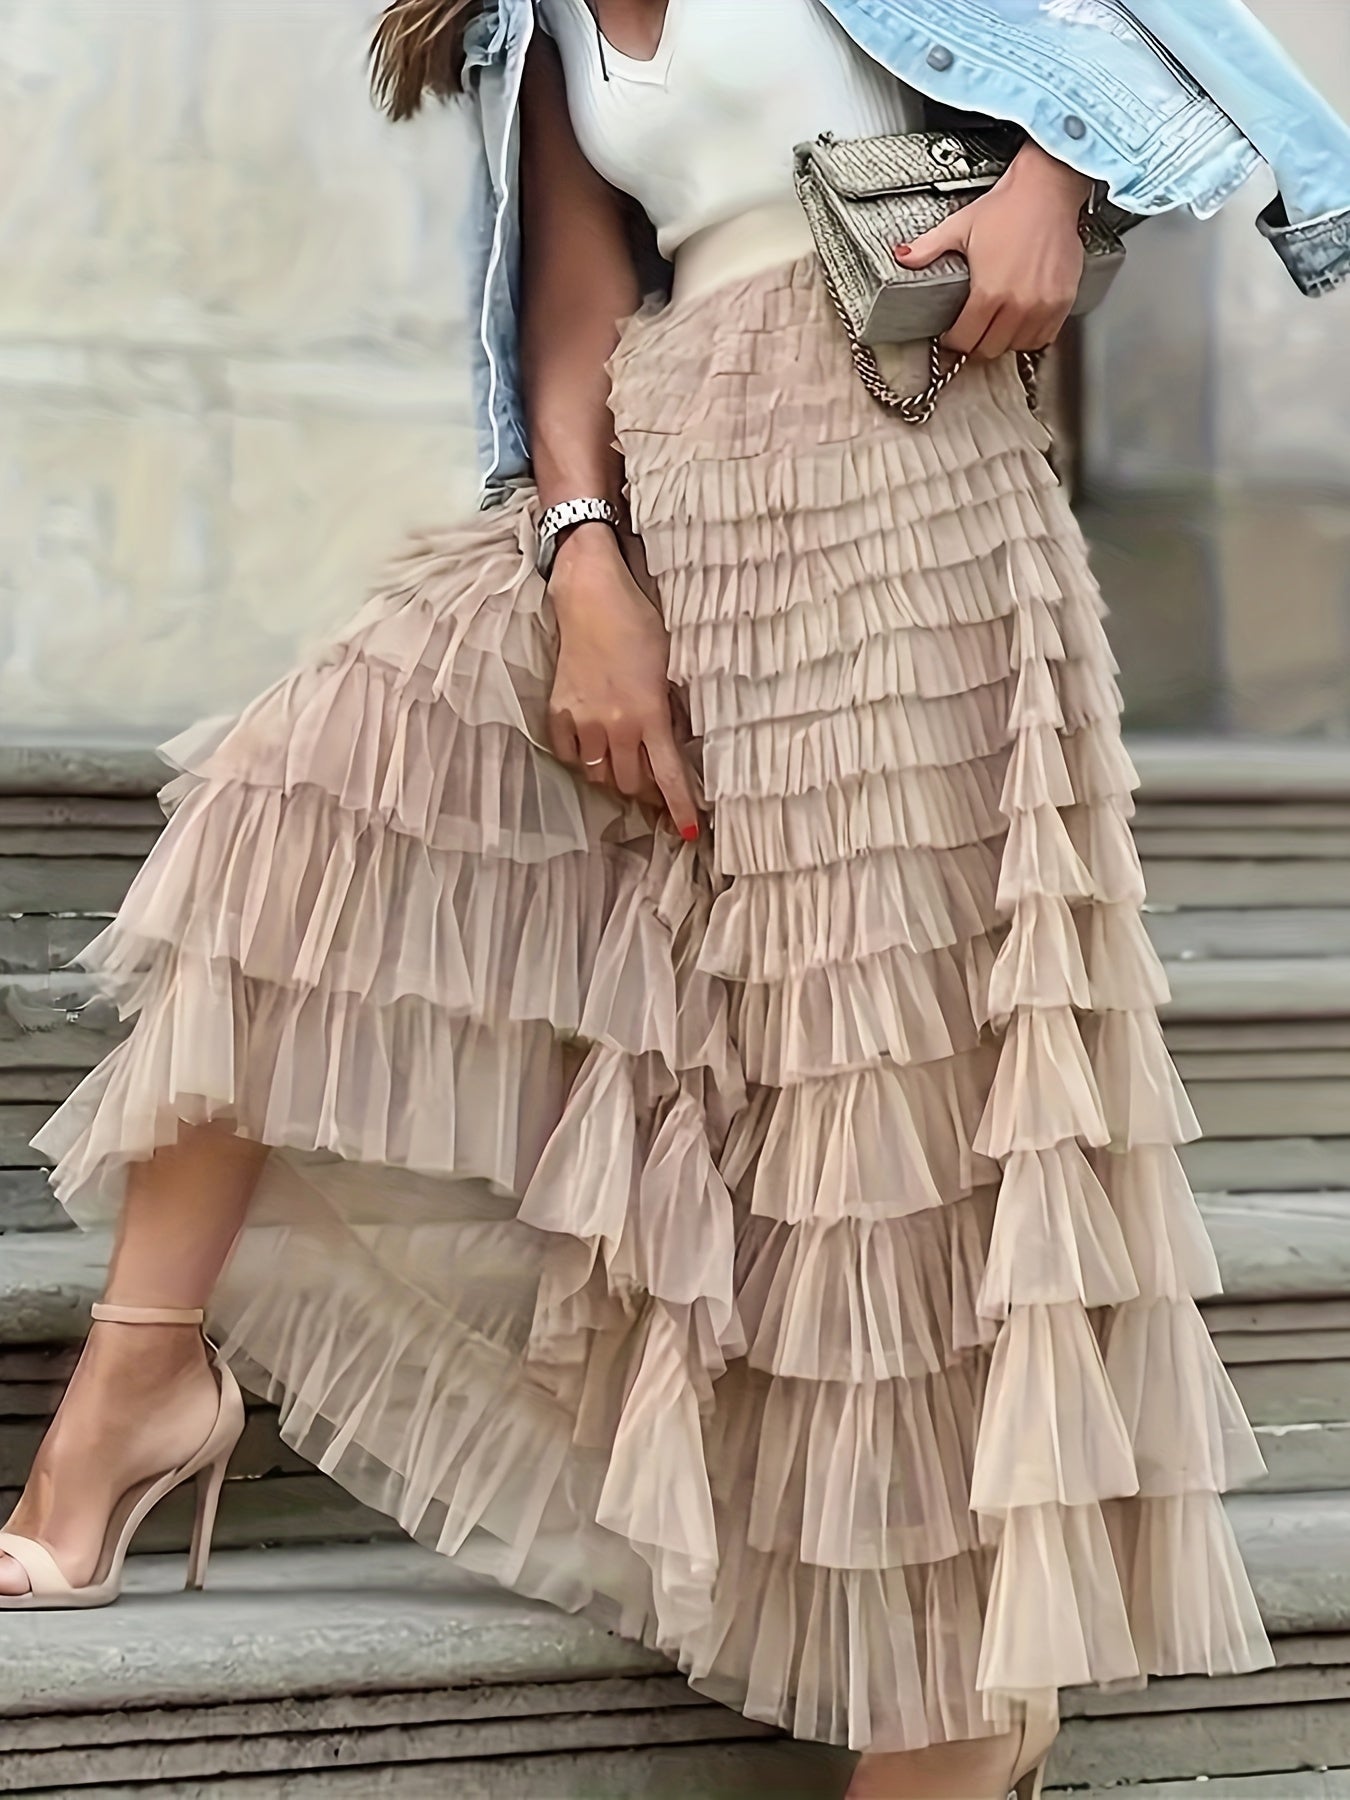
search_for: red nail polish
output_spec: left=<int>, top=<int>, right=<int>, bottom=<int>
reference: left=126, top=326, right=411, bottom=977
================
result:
left=894, top=243, right=913, bottom=258
left=681, top=823, right=699, bottom=841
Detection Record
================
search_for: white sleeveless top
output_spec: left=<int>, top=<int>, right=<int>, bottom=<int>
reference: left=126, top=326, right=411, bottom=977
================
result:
left=539, top=0, right=925, bottom=264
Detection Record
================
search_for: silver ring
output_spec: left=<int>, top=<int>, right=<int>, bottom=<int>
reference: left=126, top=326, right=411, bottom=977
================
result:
left=582, top=755, right=607, bottom=767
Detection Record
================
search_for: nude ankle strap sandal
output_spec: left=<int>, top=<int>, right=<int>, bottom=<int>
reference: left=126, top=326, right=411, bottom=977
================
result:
left=90, top=1302, right=206, bottom=1325
left=0, top=1303, right=245, bottom=1611
left=1009, top=1711, right=1059, bottom=1800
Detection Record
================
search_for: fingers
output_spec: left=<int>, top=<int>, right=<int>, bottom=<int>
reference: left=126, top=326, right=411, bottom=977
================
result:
left=551, top=705, right=686, bottom=819
left=945, top=297, right=1073, bottom=361
left=941, top=287, right=1000, bottom=357
left=1026, top=300, right=1073, bottom=351
left=642, top=718, right=701, bottom=841
left=970, top=302, right=1021, bottom=363
left=894, top=213, right=969, bottom=272
left=608, top=734, right=663, bottom=809
left=547, top=706, right=581, bottom=768
left=574, top=720, right=613, bottom=786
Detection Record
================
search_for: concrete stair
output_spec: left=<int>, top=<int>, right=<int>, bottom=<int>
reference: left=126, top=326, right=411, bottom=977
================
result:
left=2, top=1530, right=1350, bottom=1799
left=0, top=1542, right=851, bottom=1797
left=3, top=738, right=1350, bottom=1793
left=1133, top=740, right=1350, bottom=1202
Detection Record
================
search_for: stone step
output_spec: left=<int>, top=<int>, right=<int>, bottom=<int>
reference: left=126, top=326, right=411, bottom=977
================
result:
left=0, top=747, right=165, bottom=797
left=1164, top=959, right=1350, bottom=1022
left=0, top=858, right=145, bottom=917
left=1128, top=740, right=1350, bottom=803
left=1202, top=1192, right=1350, bottom=1302
left=0, top=914, right=109, bottom=976
left=1250, top=1421, right=1350, bottom=1491
left=1177, top=1051, right=1350, bottom=1083
left=1146, top=860, right=1350, bottom=908
left=1078, top=1780, right=1350, bottom=1799
left=1170, top=1022, right=1350, bottom=1053
left=0, top=1543, right=820, bottom=1797
left=1185, top=1137, right=1350, bottom=1194
left=1148, top=907, right=1350, bottom=960
left=1188, top=1080, right=1348, bottom=1141
left=4, top=1507, right=1350, bottom=1795
left=45, top=1745, right=853, bottom=1797
left=0, top=1169, right=69, bottom=1232
left=1140, top=805, right=1350, bottom=832
left=0, top=1234, right=109, bottom=1343
left=42, top=1765, right=1350, bottom=1800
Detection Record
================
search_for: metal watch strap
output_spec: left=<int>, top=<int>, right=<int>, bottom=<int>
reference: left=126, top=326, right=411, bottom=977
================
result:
left=535, top=498, right=622, bottom=580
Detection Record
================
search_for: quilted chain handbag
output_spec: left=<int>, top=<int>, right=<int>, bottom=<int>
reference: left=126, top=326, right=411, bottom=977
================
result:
left=793, top=126, right=1128, bottom=424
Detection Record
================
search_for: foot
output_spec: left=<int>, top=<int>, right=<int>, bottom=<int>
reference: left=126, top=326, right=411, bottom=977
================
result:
left=0, top=1320, right=224, bottom=1595
left=847, top=1731, right=1020, bottom=1800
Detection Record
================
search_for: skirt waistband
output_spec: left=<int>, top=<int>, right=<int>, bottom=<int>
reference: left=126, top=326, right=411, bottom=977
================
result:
left=671, top=201, right=817, bottom=307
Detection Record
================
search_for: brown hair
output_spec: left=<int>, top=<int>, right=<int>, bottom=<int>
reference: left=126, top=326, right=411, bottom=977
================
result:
left=369, top=0, right=484, bottom=120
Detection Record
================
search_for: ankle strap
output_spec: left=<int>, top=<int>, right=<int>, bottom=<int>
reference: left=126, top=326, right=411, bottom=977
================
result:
left=91, top=1303, right=206, bottom=1326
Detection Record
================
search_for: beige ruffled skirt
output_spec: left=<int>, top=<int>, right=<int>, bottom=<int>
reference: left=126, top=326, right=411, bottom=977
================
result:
left=37, top=257, right=1273, bottom=1751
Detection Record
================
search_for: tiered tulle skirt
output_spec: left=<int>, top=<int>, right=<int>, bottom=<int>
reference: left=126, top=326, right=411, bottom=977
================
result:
left=36, top=257, right=1273, bottom=1751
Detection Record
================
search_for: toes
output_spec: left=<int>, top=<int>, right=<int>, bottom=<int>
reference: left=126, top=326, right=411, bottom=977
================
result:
left=0, top=1553, right=33, bottom=1599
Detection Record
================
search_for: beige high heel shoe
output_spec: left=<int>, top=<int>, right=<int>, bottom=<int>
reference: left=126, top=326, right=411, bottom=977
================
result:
left=1009, top=1709, right=1060, bottom=1799
left=0, top=1303, right=245, bottom=1610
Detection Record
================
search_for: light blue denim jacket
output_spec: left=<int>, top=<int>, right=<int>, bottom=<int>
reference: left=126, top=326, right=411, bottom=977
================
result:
left=463, top=0, right=1350, bottom=498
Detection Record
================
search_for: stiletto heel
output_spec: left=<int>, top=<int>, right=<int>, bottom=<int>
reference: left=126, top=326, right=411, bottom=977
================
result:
left=1009, top=1710, right=1058, bottom=1800
left=0, top=1303, right=245, bottom=1610
left=186, top=1450, right=230, bottom=1592
left=1013, top=1761, right=1048, bottom=1800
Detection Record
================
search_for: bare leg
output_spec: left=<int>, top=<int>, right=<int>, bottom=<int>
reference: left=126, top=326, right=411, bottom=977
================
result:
left=847, top=1732, right=1021, bottom=1800
left=0, top=1123, right=268, bottom=1596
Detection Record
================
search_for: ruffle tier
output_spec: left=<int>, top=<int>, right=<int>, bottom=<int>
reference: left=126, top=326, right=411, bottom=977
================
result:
left=36, top=253, right=1270, bottom=1754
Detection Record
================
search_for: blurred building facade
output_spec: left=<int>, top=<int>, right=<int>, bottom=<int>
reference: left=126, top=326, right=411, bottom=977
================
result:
left=1085, top=1, right=1350, bottom=737
left=0, top=0, right=477, bottom=743
left=0, top=0, right=1347, bottom=744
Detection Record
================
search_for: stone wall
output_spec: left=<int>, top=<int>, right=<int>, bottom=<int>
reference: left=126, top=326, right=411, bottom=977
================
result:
left=0, top=0, right=476, bottom=743
left=1, top=0, right=1347, bottom=745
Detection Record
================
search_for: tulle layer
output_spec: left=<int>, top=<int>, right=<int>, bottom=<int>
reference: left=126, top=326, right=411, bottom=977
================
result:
left=36, top=253, right=1270, bottom=1753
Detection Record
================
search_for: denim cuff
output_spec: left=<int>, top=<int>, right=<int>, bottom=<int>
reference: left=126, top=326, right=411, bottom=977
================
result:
left=1258, top=197, right=1350, bottom=298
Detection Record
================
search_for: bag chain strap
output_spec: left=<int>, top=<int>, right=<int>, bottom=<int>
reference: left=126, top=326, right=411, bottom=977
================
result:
left=807, top=193, right=1045, bottom=427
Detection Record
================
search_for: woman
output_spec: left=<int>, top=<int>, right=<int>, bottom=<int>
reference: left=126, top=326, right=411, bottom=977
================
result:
left=8, top=0, right=1345, bottom=1793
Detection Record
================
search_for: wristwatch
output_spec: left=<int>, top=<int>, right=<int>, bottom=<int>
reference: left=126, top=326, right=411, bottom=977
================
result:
left=535, top=497, right=622, bottom=582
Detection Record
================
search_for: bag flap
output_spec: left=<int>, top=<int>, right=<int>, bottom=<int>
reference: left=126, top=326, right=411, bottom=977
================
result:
left=797, top=127, right=1023, bottom=200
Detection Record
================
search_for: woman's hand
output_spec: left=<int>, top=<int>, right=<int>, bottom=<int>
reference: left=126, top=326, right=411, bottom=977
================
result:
left=896, top=141, right=1094, bottom=360
left=546, top=523, right=701, bottom=840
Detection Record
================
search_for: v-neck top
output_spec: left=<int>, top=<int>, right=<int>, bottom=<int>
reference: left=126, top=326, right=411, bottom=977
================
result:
left=538, top=0, right=925, bottom=261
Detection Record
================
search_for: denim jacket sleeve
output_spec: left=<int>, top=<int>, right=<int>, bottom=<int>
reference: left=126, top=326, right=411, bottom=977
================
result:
left=1127, top=0, right=1350, bottom=299
left=462, top=1, right=536, bottom=493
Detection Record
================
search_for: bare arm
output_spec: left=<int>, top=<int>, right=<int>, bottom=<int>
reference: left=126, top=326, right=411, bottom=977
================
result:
left=519, top=35, right=635, bottom=514
left=519, top=38, right=699, bottom=837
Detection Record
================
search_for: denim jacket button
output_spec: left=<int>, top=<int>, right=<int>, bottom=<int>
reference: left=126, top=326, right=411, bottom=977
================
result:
left=926, top=44, right=954, bottom=71
left=1064, top=114, right=1088, bottom=138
